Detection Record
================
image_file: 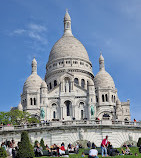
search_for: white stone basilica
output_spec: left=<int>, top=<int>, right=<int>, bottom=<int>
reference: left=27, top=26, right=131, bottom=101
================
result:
left=18, top=11, right=131, bottom=122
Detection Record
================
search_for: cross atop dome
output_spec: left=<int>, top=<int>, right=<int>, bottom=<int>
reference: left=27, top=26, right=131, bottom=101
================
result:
left=64, top=10, right=73, bottom=36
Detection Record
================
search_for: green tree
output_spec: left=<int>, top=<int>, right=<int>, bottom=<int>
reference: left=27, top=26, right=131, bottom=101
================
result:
left=16, top=131, right=35, bottom=158
left=40, top=138, right=46, bottom=150
left=0, top=147, right=7, bottom=158
left=0, top=112, right=10, bottom=125
left=9, top=109, right=30, bottom=125
left=28, top=117, right=40, bottom=124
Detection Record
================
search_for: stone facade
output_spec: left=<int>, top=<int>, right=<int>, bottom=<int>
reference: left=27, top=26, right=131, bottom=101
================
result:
left=18, top=11, right=131, bottom=122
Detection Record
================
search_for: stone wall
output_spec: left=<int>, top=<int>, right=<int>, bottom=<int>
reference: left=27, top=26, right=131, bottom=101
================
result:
left=0, top=122, right=141, bottom=148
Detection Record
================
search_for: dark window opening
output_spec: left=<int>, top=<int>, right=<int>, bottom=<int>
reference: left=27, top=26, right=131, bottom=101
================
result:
left=49, top=82, right=52, bottom=90
left=54, top=80, right=57, bottom=87
left=105, top=94, right=108, bottom=102
left=81, top=110, right=84, bottom=120
left=34, top=98, right=36, bottom=105
left=102, top=95, right=105, bottom=102
left=53, top=111, right=56, bottom=119
left=74, top=78, right=79, bottom=84
left=81, top=79, right=85, bottom=88
left=30, top=98, right=32, bottom=105
left=96, top=96, right=98, bottom=103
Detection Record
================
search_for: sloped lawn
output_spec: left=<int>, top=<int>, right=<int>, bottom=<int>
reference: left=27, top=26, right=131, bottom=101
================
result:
left=36, top=147, right=141, bottom=158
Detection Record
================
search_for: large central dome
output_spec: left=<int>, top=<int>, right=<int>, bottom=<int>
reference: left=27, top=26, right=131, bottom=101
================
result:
left=48, top=10, right=90, bottom=63
left=49, top=35, right=89, bottom=62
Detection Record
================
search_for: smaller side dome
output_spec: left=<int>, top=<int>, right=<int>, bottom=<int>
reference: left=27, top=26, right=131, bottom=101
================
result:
left=94, top=71, right=115, bottom=88
left=41, top=81, right=47, bottom=88
left=23, top=73, right=43, bottom=92
left=23, top=58, right=43, bottom=93
left=18, top=102, right=23, bottom=111
left=94, top=53, right=115, bottom=88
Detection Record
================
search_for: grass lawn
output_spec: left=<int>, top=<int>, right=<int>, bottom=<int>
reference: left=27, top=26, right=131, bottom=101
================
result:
left=35, top=147, right=141, bottom=158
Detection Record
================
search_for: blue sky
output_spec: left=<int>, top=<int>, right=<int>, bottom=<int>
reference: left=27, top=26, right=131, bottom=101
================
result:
left=0, top=0, right=141, bottom=120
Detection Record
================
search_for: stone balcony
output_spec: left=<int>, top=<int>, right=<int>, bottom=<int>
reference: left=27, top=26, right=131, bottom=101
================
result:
left=0, top=120, right=140, bottom=132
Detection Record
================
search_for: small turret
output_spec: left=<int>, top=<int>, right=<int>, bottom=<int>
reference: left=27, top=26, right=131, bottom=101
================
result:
left=99, top=53, right=105, bottom=71
left=32, top=57, right=37, bottom=74
left=64, top=9, right=72, bottom=36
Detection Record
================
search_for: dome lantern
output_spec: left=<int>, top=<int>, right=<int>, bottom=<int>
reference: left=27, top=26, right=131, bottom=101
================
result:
left=64, top=9, right=72, bottom=36
left=32, top=57, right=37, bottom=74
left=99, top=53, right=105, bottom=71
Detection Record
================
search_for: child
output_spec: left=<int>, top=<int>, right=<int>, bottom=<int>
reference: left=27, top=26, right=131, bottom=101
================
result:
left=81, top=152, right=85, bottom=157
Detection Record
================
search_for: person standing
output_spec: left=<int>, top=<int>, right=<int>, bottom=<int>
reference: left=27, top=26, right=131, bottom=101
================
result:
left=101, top=136, right=108, bottom=157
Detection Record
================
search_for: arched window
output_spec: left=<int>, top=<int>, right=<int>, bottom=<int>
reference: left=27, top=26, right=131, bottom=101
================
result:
left=81, top=110, right=84, bottom=120
left=102, top=95, right=105, bottom=102
left=53, top=111, right=56, bottom=119
left=34, top=98, right=36, bottom=105
left=96, top=96, right=98, bottom=103
left=87, top=81, right=89, bottom=90
left=65, top=100, right=71, bottom=116
left=66, top=22, right=70, bottom=29
left=30, top=98, right=32, bottom=105
left=81, top=79, right=85, bottom=88
left=49, top=82, right=52, bottom=90
left=54, top=80, right=57, bottom=87
left=74, top=78, right=79, bottom=85
left=114, top=96, right=116, bottom=103
left=67, top=104, right=70, bottom=116
left=112, top=95, right=113, bottom=102
left=105, top=94, right=108, bottom=102
left=52, top=103, right=56, bottom=106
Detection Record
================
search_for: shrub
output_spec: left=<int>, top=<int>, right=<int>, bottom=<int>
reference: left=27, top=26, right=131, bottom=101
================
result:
left=40, top=138, right=46, bottom=150
left=16, top=131, right=35, bottom=158
left=137, top=137, right=141, bottom=147
left=0, top=147, right=7, bottom=158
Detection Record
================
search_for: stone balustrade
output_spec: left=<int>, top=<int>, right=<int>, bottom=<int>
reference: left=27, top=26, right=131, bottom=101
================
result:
left=0, top=120, right=140, bottom=132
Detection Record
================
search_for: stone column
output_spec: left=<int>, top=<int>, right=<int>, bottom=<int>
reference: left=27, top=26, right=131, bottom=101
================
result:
left=88, top=104, right=91, bottom=120
left=27, top=93, right=29, bottom=109
left=61, top=107, right=63, bottom=120
left=71, top=81, right=74, bottom=91
left=98, top=89, right=101, bottom=105
left=108, top=90, right=111, bottom=104
left=72, top=105, right=75, bottom=118
left=37, top=92, right=40, bottom=108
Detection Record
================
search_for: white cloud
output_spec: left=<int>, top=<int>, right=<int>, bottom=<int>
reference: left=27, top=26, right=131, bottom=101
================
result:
left=28, top=23, right=47, bottom=32
left=12, top=29, right=26, bottom=35
left=10, top=23, right=48, bottom=50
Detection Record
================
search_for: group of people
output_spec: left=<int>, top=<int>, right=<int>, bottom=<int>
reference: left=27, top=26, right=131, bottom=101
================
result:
left=83, top=136, right=138, bottom=158
left=34, top=142, right=79, bottom=157
left=1, top=139, right=17, bottom=157
left=1, top=137, right=140, bottom=158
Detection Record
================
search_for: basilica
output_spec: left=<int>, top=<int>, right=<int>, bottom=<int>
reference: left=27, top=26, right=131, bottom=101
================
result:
left=17, top=11, right=131, bottom=122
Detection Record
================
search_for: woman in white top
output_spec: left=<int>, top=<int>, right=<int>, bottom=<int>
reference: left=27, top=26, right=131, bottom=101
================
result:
left=88, top=146, right=99, bottom=158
